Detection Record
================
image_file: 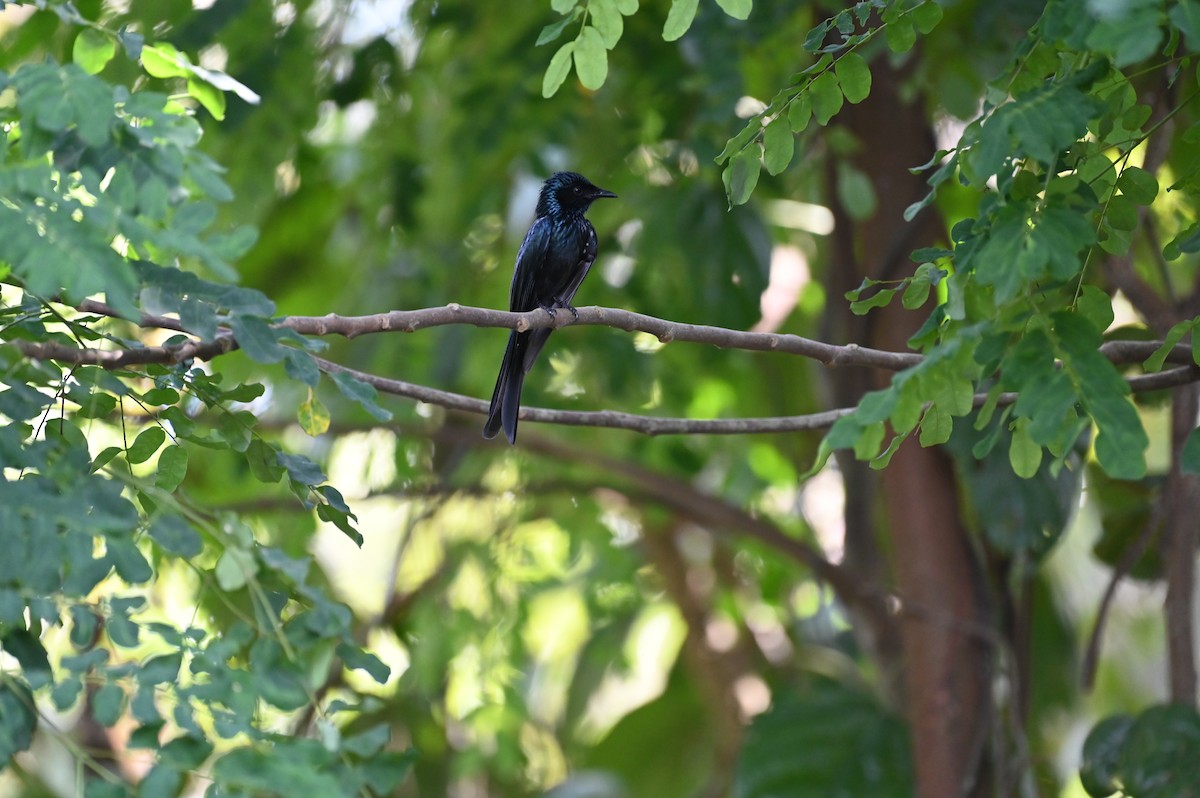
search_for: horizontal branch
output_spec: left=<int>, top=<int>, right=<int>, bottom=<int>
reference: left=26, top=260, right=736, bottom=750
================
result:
left=14, top=335, right=237, bottom=368
left=313, top=356, right=1200, bottom=436
left=285, top=304, right=925, bottom=370
left=284, top=305, right=1194, bottom=368
left=18, top=295, right=1199, bottom=372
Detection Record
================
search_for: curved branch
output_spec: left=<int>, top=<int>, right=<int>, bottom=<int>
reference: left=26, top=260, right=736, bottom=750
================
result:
left=9, top=297, right=1200, bottom=435
left=311, top=357, right=1200, bottom=436
left=17, top=296, right=1200, bottom=370
left=14, top=335, right=237, bottom=368
left=283, top=304, right=925, bottom=370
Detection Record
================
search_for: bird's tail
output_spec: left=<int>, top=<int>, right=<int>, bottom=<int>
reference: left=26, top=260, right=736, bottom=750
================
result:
left=483, top=331, right=527, bottom=444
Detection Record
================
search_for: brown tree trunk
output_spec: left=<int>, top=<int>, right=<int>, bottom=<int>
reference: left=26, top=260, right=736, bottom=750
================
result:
left=823, top=58, right=992, bottom=796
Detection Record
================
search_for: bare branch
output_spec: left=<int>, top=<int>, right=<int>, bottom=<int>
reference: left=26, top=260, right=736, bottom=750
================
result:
left=311, top=356, right=853, bottom=434
left=9, top=295, right=1200, bottom=435
left=311, top=357, right=1200, bottom=436
left=18, top=295, right=1200, bottom=371
left=283, top=304, right=926, bottom=370
left=14, top=335, right=237, bottom=368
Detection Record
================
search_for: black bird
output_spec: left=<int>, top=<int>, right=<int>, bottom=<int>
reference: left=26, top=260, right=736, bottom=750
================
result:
left=483, top=172, right=617, bottom=444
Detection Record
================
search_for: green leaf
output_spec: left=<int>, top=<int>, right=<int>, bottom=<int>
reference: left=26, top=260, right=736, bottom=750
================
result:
left=187, top=75, right=226, bottom=120
left=762, top=119, right=794, bottom=175
left=1171, top=0, right=1200, bottom=51
left=140, top=44, right=190, bottom=79
left=93, top=684, right=126, bottom=727
left=230, top=315, right=288, bottom=364
left=911, top=1, right=943, bottom=33
left=723, top=149, right=761, bottom=206
left=849, top=286, right=899, bottom=315
left=1009, top=421, right=1043, bottom=478
left=735, top=681, right=912, bottom=798
left=299, top=390, right=331, bottom=436
left=919, top=406, right=953, bottom=446
left=574, top=26, right=608, bottom=89
left=148, top=516, right=202, bottom=558
left=139, top=764, right=183, bottom=798
left=834, top=53, right=871, bottom=104
left=0, top=681, right=36, bottom=768
left=140, top=653, right=183, bottom=685
left=615, top=0, right=638, bottom=13
left=1117, top=165, right=1159, bottom=205
left=902, top=263, right=939, bottom=309
left=715, top=120, right=759, bottom=163
left=73, top=29, right=116, bottom=74
left=552, top=0, right=577, bottom=11
left=542, top=42, right=575, bottom=97
left=714, top=0, right=751, bottom=20
left=885, top=16, right=916, bottom=53
left=109, top=540, right=153, bottom=584
left=154, top=445, right=188, bottom=492
left=787, top=92, right=812, bottom=132
left=836, top=163, right=878, bottom=220
left=118, top=28, right=144, bottom=59
left=284, top=350, right=321, bottom=388
left=127, top=426, right=167, bottom=465
left=246, top=439, right=285, bottom=483
left=809, top=71, right=843, bottom=125
left=13, top=63, right=114, bottom=148
left=589, top=0, right=623, bottom=48
left=338, top=644, right=391, bottom=683
left=330, top=371, right=393, bottom=421
left=158, top=735, right=214, bottom=770
left=277, top=452, right=327, bottom=486
left=1144, top=319, right=1195, bottom=372
left=215, top=547, right=258, bottom=592
left=2, top=631, right=51, bottom=686
left=663, top=0, right=700, bottom=41
left=537, top=10, right=577, bottom=45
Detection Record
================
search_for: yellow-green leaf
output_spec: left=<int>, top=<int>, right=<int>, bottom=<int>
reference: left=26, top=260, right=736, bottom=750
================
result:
left=73, top=29, right=116, bottom=75
left=715, top=0, right=752, bottom=21
left=1009, top=421, right=1042, bottom=478
left=141, top=43, right=190, bottom=79
left=299, top=390, right=331, bottom=436
left=542, top=42, right=575, bottom=97
left=663, top=0, right=700, bottom=41
left=574, top=26, right=608, bottom=90
left=187, top=76, right=226, bottom=120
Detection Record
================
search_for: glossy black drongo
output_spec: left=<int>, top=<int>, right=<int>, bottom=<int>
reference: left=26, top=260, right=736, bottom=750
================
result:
left=483, top=171, right=617, bottom=444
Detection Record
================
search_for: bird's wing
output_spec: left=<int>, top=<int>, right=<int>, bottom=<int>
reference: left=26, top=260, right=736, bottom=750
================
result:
left=509, top=216, right=553, bottom=312
left=554, top=221, right=598, bottom=308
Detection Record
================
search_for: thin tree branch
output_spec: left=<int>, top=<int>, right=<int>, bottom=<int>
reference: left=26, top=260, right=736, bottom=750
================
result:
left=13, top=335, right=238, bottom=367
left=281, top=305, right=925, bottom=369
left=22, top=295, right=1197, bottom=370
left=9, top=298, right=1200, bottom=435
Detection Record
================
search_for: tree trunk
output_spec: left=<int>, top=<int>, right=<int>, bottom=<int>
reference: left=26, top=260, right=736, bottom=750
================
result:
left=823, top=57, right=992, bottom=797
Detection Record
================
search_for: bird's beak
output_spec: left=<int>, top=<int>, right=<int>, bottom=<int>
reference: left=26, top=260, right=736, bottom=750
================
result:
left=592, top=187, right=618, bottom=199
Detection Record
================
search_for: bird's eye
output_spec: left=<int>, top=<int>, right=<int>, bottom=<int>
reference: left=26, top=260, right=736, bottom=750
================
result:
left=572, top=186, right=582, bottom=194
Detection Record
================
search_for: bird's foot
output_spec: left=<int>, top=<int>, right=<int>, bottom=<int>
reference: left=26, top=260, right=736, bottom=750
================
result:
left=555, top=299, right=580, bottom=320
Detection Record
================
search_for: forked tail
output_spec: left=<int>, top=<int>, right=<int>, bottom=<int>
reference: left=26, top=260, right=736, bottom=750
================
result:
left=483, top=331, right=527, bottom=444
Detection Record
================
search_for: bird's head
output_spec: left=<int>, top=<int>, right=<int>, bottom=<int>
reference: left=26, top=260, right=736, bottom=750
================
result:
left=537, top=171, right=618, bottom=217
